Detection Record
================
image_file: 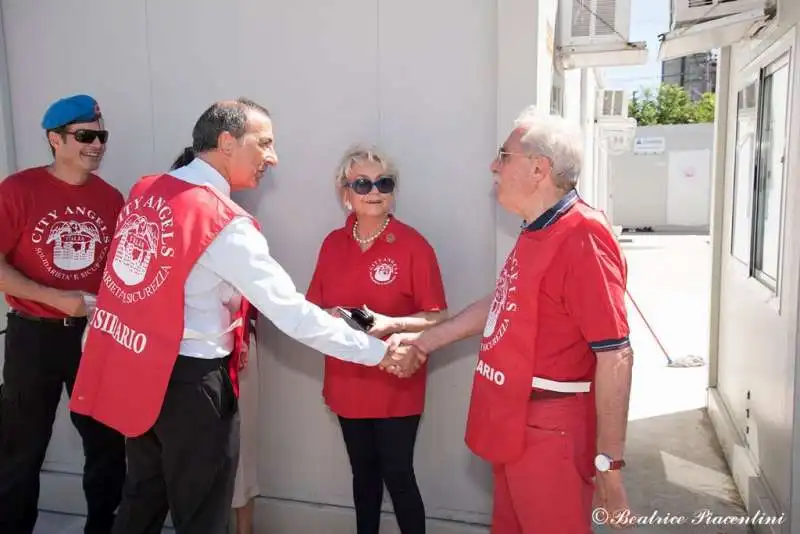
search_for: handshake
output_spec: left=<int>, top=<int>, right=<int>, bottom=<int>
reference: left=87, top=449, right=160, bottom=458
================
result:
left=327, top=305, right=431, bottom=378
left=378, top=333, right=428, bottom=378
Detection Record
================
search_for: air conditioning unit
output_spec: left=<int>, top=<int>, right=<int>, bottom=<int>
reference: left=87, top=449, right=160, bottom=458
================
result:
left=557, top=0, right=648, bottom=69
left=673, top=0, right=771, bottom=26
left=597, top=90, right=629, bottom=119
left=560, top=0, right=633, bottom=47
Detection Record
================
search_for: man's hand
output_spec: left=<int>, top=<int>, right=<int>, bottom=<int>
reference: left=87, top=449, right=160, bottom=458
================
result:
left=595, top=471, right=632, bottom=529
left=386, top=331, right=422, bottom=349
left=50, top=290, right=88, bottom=317
left=379, top=343, right=427, bottom=378
left=238, top=346, right=249, bottom=370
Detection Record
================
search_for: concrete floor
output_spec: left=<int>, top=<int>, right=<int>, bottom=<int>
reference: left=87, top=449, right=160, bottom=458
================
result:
left=596, top=233, right=750, bottom=533
left=33, top=233, right=751, bottom=533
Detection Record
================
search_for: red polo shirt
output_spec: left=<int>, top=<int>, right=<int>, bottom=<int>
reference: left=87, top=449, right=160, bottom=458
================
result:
left=307, top=214, right=447, bottom=419
left=528, top=191, right=630, bottom=382
left=0, top=167, right=125, bottom=318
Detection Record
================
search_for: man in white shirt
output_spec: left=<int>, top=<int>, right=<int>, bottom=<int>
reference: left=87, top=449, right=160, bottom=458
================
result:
left=71, top=98, right=422, bottom=534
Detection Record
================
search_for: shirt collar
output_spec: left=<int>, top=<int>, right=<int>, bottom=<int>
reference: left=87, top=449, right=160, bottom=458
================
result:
left=169, top=157, right=231, bottom=197
left=523, top=188, right=579, bottom=232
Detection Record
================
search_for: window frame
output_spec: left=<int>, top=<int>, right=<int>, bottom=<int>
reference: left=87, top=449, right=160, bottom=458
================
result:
left=728, top=33, right=794, bottom=300
left=729, top=75, right=759, bottom=265
left=750, top=53, right=790, bottom=290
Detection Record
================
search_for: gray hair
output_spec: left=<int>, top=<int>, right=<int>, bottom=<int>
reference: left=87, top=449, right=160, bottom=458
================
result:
left=334, top=144, right=399, bottom=188
left=513, top=106, right=583, bottom=190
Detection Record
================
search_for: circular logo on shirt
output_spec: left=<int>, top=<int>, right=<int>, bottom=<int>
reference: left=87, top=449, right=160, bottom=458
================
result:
left=104, top=194, right=176, bottom=303
left=31, top=205, right=113, bottom=281
left=480, top=249, right=520, bottom=352
left=369, top=257, right=398, bottom=286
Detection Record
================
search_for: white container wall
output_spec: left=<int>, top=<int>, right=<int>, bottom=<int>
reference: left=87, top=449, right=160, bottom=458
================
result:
left=0, top=1, right=600, bottom=531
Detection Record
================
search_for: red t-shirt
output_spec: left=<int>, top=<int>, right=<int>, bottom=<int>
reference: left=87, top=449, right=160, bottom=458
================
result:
left=0, top=166, right=125, bottom=318
left=532, top=203, right=630, bottom=381
left=307, top=214, right=447, bottom=419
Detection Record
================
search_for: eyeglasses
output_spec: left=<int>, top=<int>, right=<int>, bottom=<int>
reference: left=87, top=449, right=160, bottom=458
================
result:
left=496, top=146, right=530, bottom=163
left=66, top=129, right=109, bottom=145
left=344, top=175, right=396, bottom=195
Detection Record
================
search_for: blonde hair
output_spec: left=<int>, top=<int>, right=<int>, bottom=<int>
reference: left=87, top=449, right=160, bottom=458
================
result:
left=334, top=144, right=399, bottom=189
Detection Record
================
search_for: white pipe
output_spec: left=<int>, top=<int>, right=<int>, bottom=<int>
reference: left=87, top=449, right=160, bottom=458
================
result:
left=0, top=3, right=17, bottom=176
left=579, top=68, right=593, bottom=204
left=707, top=46, right=732, bottom=389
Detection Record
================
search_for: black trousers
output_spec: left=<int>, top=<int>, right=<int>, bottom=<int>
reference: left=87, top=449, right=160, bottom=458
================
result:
left=0, top=312, right=127, bottom=534
left=111, top=355, right=239, bottom=534
left=338, top=415, right=426, bottom=534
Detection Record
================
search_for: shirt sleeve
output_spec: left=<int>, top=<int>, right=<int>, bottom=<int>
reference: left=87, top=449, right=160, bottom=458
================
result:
left=305, top=240, right=328, bottom=307
left=111, top=189, right=126, bottom=221
left=0, top=178, right=26, bottom=255
left=199, top=217, right=387, bottom=366
left=411, top=239, right=448, bottom=312
left=563, top=226, right=630, bottom=353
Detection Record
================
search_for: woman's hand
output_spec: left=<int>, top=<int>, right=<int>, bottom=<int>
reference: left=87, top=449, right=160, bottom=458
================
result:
left=364, top=305, right=403, bottom=338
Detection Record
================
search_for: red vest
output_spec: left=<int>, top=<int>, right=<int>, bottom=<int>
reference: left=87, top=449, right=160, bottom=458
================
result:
left=464, top=207, right=589, bottom=464
left=69, top=173, right=257, bottom=438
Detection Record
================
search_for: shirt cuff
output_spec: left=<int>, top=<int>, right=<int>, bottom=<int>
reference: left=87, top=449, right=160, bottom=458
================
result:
left=589, top=336, right=631, bottom=352
left=362, top=335, right=388, bottom=366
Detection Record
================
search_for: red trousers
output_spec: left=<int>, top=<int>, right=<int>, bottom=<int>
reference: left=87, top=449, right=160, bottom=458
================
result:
left=491, top=393, right=595, bottom=534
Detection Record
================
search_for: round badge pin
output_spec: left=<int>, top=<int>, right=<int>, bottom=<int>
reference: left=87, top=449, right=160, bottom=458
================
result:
left=385, top=233, right=395, bottom=243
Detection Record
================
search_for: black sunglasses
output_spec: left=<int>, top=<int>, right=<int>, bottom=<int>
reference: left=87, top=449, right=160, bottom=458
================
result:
left=344, top=175, right=396, bottom=195
left=66, top=129, right=109, bottom=145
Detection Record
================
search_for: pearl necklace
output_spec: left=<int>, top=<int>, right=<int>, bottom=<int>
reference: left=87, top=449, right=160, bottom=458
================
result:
left=353, top=217, right=390, bottom=245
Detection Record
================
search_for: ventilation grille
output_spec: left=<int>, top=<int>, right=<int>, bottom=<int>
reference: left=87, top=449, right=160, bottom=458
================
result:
left=600, top=90, right=627, bottom=117
left=571, top=0, right=617, bottom=38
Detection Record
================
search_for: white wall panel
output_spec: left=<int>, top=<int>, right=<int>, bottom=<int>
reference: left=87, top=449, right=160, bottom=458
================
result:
left=144, top=0, right=383, bottom=510
left=714, top=22, right=800, bottom=526
left=0, top=0, right=555, bottom=529
left=1, top=1, right=154, bottom=514
left=2, top=1, right=154, bottom=194
left=377, top=0, right=497, bottom=521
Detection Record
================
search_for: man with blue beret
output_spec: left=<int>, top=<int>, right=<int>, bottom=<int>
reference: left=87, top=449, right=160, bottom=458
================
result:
left=0, top=94, right=127, bottom=534
left=41, top=94, right=103, bottom=130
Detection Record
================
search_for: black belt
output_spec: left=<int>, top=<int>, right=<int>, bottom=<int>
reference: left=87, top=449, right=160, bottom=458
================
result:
left=530, top=388, right=581, bottom=401
left=8, top=309, right=87, bottom=328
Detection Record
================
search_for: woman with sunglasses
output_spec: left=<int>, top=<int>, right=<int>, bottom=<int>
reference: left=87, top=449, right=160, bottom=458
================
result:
left=306, top=145, right=448, bottom=534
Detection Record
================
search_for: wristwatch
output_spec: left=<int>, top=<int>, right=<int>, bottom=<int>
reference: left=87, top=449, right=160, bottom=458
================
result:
left=594, top=453, right=625, bottom=472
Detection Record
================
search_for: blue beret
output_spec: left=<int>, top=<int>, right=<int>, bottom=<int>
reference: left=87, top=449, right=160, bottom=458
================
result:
left=41, top=94, right=102, bottom=130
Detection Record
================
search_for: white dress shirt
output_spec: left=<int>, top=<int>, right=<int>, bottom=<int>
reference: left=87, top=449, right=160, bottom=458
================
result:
left=167, top=158, right=386, bottom=366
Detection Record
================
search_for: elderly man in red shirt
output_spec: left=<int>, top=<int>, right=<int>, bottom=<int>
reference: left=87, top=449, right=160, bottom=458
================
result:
left=393, top=106, right=633, bottom=533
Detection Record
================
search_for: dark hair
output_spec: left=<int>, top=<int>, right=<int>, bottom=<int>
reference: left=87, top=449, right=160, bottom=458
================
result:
left=46, top=115, right=103, bottom=158
left=46, top=127, right=69, bottom=157
left=190, top=97, right=270, bottom=154
left=170, top=146, right=196, bottom=170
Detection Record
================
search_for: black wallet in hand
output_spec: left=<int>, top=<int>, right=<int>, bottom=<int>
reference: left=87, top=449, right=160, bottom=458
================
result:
left=336, top=306, right=375, bottom=332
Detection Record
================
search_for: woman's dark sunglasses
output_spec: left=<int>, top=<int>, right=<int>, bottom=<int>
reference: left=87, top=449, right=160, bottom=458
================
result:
left=67, top=129, right=109, bottom=145
left=345, top=175, right=396, bottom=195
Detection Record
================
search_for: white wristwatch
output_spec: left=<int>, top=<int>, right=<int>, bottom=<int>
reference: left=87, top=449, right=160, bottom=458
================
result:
left=595, top=453, right=625, bottom=472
